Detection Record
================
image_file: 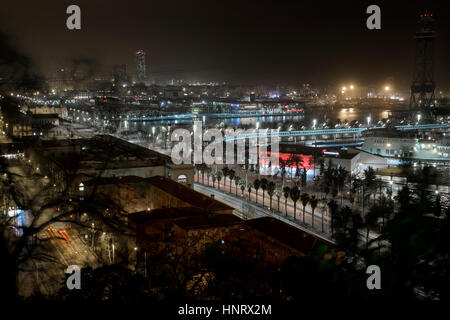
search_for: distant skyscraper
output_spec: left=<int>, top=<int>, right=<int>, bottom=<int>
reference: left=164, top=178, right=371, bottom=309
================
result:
left=135, top=50, right=147, bottom=83
left=113, top=64, right=129, bottom=87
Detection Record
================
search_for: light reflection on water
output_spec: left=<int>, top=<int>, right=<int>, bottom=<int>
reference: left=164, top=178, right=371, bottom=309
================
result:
left=120, top=106, right=399, bottom=132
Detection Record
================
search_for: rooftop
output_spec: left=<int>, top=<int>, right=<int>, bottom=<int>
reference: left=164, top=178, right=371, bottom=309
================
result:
left=245, top=217, right=334, bottom=254
left=83, top=175, right=234, bottom=213
left=129, top=207, right=208, bottom=224
left=145, top=176, right=233, bottom=212
left=174, top=213, right=242, bottom=230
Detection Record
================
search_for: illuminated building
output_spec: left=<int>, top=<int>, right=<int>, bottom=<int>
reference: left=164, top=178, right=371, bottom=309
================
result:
left=135, top=50, right=147, bottom=83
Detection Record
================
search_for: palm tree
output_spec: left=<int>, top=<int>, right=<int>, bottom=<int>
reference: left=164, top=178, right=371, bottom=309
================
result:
left=222, top=167, right=229, bottom=190
left=336, top=167, right=349, bottom=205
left=228, top=169, right=235, bottom=194
left=205, top=166, right=212, bottom=186
left=318, top=157, right=325, bottom=176
left=260, top=178, right=268, bottom=207
left=327, top=199, right=338, bottom=237
left=365, top=206, right=379, bottom=249
left=290, top=186, right=301, bottom=220
left=199, top=163, right=207, bottom=184
left=309, top=195, right=318, bottom=228
left=194, top=164, right=201, bottom=183
left=253, top=179, right=260, bottom=204
left=309, top=156, right=315, bottom=179
left=267, top=181, right=276, bottom=211
left=283, top=186, right=290, bottom=216
left=216, top=170, right=223, bottom=190
left=319, top=199, right=328, bottom=232
left=234, top=176, right=241, bottom=196
left=301, top=168, right=307, bottom=188
left=239, top=180, right=246, bottom=197
left=211, top=172, right=217, bottom=188
left=363, top=166, right=377, bottom=209
left=280, top=162, right=287, bottom=189
left=247, top=182, right=253, bottom=202
left=275, top=186, right=282, bottom=213
left=300, top=193, right=310, bottom=224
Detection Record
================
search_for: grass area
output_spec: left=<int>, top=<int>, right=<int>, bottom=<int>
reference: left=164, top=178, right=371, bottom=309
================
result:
left=376, top=166, right=450, bottom=186
left=376, top=166, right=413, bottom=177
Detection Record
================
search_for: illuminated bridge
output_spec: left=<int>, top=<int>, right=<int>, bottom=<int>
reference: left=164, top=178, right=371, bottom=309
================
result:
left=116, top=112, right=298, bottom=121
left=223, top=123, right=450, bottom=141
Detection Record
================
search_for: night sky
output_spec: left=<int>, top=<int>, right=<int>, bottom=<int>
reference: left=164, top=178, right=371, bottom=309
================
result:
left=1, top=0, right=450, bottom=89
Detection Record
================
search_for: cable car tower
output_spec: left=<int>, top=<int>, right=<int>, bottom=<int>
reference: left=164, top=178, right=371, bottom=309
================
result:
left=409, top=13, right=437, bottom=117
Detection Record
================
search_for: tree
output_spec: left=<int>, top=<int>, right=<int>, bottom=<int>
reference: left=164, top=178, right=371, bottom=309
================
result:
left=327, top=199, right=338, bottom=237
left=247, top=183, right=253, bottom=202
left=228, top=169, right=235, bottom=194
left=290, top=186, right=300, bottom=220
left=221, top=167, right=229, bottom=189
left=363, top=166, right=377, bottom=207
left=0, top=138, right=135, bottom=299
left=433, top=194, right=442, bottom=217
left=253, top=179, right=260, bottom=204
left=300, top=193, right=310, bottom=225
left=336, top=167, right=349, bottom=204
left=267, top=181, right=276, bottom=211
left=233, top=176, right=241, bottom=196
left=280, top=160, right=287, bottom=189
left=309, top=196, right=318, bottom=228
left=283, top=186, right=290, bottom=217
left=194, top=164, right=201, bottom=183
left=205, top=166, right=212, bottom=187
left=211, top=172, right=217, bottom=188
left=56, top=264, right=151, bottom=301
left=301, top=168, right=307, bottom=188
left=289, top=154, right=303, bottom=179
left=200, top=164, right=208, bottom=185
left=318, top=158, right=325, bottom=176
left=308, top=156, right=315, bottom=179
left=260, top=178, right=268, bottom=207
left=216, top=170, right=223, bottom=190
left=365, top=202, right=383, bottom=249
left=275, top=186, right=282, bottom=213
left=239, top=180, right=246, bottom=197
left=318, top=199, right=328, bottom=232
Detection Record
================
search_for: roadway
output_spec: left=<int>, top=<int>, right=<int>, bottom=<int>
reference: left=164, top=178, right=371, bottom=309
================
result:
left=194, top=179, right=333, bottom=243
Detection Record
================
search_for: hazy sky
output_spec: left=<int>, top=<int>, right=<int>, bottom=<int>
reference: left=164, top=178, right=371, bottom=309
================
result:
left=1, top=0, right=450, bottom=89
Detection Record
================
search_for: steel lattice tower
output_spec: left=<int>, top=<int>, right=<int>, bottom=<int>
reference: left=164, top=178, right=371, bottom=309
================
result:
left=409, top=14, right=436, bottom=114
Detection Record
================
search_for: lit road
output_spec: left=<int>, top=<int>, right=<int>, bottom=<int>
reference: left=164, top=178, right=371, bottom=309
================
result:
left=194, top=178, right=333, bottom=243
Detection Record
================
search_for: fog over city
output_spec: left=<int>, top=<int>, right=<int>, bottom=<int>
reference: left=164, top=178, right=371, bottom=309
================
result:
left=0, top=0, right=449, bottom=311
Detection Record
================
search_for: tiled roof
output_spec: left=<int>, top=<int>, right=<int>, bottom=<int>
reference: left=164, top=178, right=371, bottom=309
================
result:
left=174, top=213, right=242, bottom=230
left=145, top=176, right=233, bottom=212
left=129, top=207, right=208, bottom=223
left=245, top=217, right=334, bottom=254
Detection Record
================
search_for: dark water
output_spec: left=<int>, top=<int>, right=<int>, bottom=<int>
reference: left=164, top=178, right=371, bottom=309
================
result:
left=121, top=105, right=407, bottom=132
